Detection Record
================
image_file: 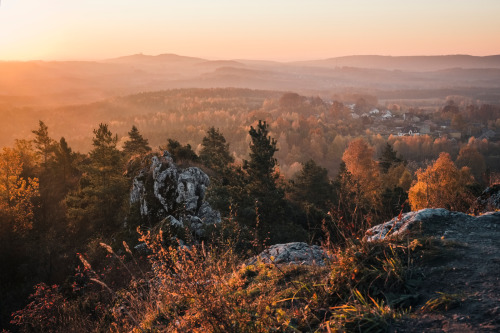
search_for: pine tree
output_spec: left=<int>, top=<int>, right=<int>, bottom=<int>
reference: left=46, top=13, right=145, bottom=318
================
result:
left=123, top=126, right=151, bottom=156
left=163, top=139, right=198, bottom=163
left=244, top=120, right=278, bottom=185
left=199, top=128, right=239, bottom=215
left=67, top=124, right=127, bottom=234
left=291, top=159, right=333, bottom=209
left=378, top=143, right=408, bottom=218
left=379, top=143, right=402, bottom=173
left=242, top=121, right=287, bottom=236
left=54, top=137, right=78, bottom=191
left=31, top=120, right=56, bottom=168
left=199, top=127, right=234, bottom=172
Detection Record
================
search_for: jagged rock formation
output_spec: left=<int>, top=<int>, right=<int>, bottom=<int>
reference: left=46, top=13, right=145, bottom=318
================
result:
left=130, top=151, right=220, bottom=235
left=364, top=208, right=500, bottom=242
left=476, top=184, right=500, bottom=212
left=249, top=242, right=329, bottom=266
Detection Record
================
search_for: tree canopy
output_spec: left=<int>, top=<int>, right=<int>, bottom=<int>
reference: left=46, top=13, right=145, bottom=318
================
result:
left=409, top=152, right=474, bottom=211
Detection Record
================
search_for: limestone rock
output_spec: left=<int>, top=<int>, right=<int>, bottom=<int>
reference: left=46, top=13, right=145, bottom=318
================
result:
left=364, top=208, right=500, bottom=242
left=176, top=167, right=210, bottom=214
left=129, top=151, right=220, bottom=234
left=249, top=242, right=329, bottom=266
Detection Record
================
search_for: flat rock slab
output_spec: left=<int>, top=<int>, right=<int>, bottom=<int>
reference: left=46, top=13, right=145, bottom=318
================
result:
left=249, top=242, right=329, bottom=266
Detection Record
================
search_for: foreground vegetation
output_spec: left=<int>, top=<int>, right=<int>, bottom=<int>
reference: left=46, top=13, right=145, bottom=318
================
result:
left=1, top=89, right=499, bottom=331
left=11, top=226, right=420, bottom=332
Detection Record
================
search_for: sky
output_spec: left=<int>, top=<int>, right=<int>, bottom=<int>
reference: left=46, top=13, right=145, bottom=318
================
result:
left=0, top=0, right=500, bottom=61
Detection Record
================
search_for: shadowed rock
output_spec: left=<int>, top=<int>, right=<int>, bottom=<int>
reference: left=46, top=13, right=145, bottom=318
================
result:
left=249, top=242, right=329, bottom=266
left=130, top=151, right=220, bottom=235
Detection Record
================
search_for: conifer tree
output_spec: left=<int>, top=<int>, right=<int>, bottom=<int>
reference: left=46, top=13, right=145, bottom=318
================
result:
left=199, top=127, right=234, bottom=172
left=242, top=121, right=287, bottom=236
left=163, top=139, right=198, bottom=163
left=123, top=126, right=151, bottom=156
left=31, top=120, right=56, bottom=168
left=54, top=137, right=78, bottom=190
left=67, top=124, right=127, bottom=234
left=379, top=143, right=402, bottom=173
left=245, top=120, right=278, bottom=186
left=291, top=159, right=333, bottom=209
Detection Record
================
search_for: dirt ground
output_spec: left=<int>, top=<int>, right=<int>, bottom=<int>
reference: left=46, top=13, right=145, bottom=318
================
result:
left=391, top=212, right=500, bottom=332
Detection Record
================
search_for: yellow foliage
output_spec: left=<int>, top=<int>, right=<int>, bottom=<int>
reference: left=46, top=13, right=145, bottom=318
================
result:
left=0, top=147, right=39, bottom=232
left=408, top=152, right=474, bottom=211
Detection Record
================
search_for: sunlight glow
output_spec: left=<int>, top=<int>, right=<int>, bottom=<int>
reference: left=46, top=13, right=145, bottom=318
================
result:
left=0, top=0, right=499, bottom=60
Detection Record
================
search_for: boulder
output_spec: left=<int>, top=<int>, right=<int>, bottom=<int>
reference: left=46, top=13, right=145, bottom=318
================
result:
left=130, top=151, right=221, bottom=234
left=364, top=208, right=500, bottom=242
left=249, top=242, right=329, bottom=266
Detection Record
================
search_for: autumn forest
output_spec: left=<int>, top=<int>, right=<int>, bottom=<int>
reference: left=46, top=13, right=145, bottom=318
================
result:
left=1, top=78, right=500, bottom=330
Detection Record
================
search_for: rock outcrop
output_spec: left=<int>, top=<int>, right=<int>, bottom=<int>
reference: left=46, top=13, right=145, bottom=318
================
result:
left=249, top=242, right=329, bottom=266
left=476, top=184, right=500, bottom=212
left=130, top=151, right=220, bottom=235
left=364, top=208, right=500, bottom=242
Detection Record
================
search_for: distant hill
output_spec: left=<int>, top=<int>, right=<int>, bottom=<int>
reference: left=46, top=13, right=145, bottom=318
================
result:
left=1, top=53, right=500, bottom=109
left=106, top=53, right=206, bottom=64
left=293, top=55, right=500, bottom=71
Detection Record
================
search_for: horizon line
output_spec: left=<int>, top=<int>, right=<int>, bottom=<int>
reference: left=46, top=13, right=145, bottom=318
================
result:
left=2, top=53, right=500, bottom=63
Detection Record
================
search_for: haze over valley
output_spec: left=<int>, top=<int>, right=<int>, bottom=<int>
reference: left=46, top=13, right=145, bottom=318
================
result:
left=2, top=53, right=500, bottom=153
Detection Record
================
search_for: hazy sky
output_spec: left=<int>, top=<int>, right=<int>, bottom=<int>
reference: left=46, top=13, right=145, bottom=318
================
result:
left=1, top=0, right=499, bottom=61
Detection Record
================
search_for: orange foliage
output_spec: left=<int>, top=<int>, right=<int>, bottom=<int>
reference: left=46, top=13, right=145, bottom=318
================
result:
left=408, top=152, right=474, bottom=211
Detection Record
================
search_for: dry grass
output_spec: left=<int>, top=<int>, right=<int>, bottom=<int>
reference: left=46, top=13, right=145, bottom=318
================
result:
left=12, top=223, right=429, bottom=332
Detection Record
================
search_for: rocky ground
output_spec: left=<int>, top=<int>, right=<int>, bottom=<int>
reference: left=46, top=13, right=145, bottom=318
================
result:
left=384, top=210, right=500, bottom=332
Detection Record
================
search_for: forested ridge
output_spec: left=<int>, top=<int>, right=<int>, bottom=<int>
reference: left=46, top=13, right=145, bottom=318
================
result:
left=1, top=88, right=500, bottom=331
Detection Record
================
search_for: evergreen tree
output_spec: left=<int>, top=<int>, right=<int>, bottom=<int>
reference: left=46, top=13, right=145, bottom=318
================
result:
left=244, top=120, right=278, bottom=186
left=289, top=159, right=333, bottom=241
left=290, top=159, right=333, bottom=209
left=123, top=126, right=151, bottom=156
left=378, top=143, right=408, bottom=218
left=162, top=139, right=198, bottom=163
left=379, top=143, right=402, bottom=173
left=199, top=127, right=234, bottom=172
left=54, top=137, right=79, bottom=191
left=31, top=120, right=56, bottom=168
left=242, top=121, right=292, bottom=240
left=199, top=128, right=240, bottom=215
left=67, top=124, right=127, bottom=235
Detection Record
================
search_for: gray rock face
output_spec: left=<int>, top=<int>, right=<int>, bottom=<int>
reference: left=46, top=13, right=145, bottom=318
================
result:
left=176, top=167, right=210, bottom=215
left=249, top=242, right=329, bottom=266
left=364, top=208, right=500, bottom=242
left=130, top=151, right=220, bottom=234
left=476, top=184, right=500, bottom=212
